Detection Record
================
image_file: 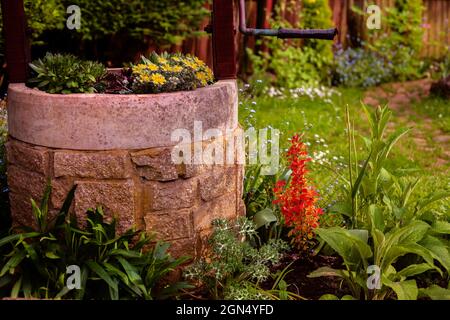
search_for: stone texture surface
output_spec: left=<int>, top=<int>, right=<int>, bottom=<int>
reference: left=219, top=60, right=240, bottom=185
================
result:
left=199, top=166, right=237, bottom=201
left=54, top=151, right=129, bottom=179
left=131, top=148, right=178, bottom=181
left=144, top=209, right=193, bottom=240
left=6, top=139, right=49, bottom=174
left=145, top=179, right=198, bottom=211
left=74, top=180, right=136, bottom=233
left=193, top=193, right=238, bottom=231
left=7, top=81, right=238, bottom=150
left=7, top=165, right=46, bottom=201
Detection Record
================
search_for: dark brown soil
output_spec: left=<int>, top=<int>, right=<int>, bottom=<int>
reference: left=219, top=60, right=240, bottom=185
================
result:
left=263, top=253, right=349, bottom=300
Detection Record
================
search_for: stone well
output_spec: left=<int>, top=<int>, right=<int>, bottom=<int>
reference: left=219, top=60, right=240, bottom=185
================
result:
left=6, top=81, right=245, bottom=257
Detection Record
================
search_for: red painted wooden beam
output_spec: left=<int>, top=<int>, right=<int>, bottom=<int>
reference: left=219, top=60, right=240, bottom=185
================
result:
left=212, top=0, right=237, bottom=80
left=1, top=0, right=30, bottom=83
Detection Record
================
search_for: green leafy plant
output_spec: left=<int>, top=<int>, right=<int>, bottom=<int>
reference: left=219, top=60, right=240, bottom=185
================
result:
left=61, top=0, right=208, bottom=46
left=0, top=183, right=190, bottom=300
left=247, top=0, right=334, bottom=88
left=309, top=215, right=449, bottom=300
left=130, top=52, right=214, bottom=94
left=184, top=218, right=290, bottom=300
left=27, top=53, right=106, bottom=94
left=244, top=165, right=291, bottom=243
left=311, top=104, right=450, bottom=300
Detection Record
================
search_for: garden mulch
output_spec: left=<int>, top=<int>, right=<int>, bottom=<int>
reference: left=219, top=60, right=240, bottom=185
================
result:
left=264, top=253, right=348, bottom=300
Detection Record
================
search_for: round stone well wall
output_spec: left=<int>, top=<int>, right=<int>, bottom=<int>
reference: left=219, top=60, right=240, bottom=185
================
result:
left=6, top=81, right=245, bottom=258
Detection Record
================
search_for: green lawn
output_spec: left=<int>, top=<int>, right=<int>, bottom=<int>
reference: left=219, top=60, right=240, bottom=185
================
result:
left=238, top=86, right=449, bottom=209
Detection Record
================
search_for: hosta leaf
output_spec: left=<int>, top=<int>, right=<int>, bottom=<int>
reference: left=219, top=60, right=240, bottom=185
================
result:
left=329, top=201, right=352, bottom=218
left=253, top=208, right=277, bottom=229
left=396, top=263, right=435, bottom=278
left=431, top=221, right=450, bottom=235
left=419, top=235, right=450, bottom=274
left=383, top=243, right=434, bottom=271
left=383, top=278, right=418, bottom=300
left=316, top=227, right=372, bottom=268
left=369, top=204, right=385, bottom=232
left=419, top=285, right=450, bottom=300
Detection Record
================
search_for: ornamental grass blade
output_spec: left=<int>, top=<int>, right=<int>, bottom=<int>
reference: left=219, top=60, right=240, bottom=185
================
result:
left=86, top=260, right=119, bottom=300
left=351, top=150, right=372, bottom=199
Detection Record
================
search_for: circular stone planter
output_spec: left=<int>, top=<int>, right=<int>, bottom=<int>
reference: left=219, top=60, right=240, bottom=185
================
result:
left=6, top=81, right=245, bottom=258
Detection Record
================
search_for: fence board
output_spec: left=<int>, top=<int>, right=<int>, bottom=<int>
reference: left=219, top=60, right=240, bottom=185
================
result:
left=176, top=0, right=449, bottom=66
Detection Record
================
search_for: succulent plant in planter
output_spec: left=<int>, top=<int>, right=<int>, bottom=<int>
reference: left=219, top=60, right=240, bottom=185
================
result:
left=27, top=53, right=106, bottom=94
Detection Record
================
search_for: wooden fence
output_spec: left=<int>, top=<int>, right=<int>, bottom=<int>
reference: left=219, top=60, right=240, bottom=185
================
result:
left=178, top=0, right=449, bottom=67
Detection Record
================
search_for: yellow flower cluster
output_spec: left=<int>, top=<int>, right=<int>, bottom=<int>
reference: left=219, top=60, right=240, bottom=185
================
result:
left=131, top=52, right=214, bottom=93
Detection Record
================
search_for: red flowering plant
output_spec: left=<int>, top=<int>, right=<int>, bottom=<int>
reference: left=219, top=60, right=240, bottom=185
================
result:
left=273, top=134, right=323, bottom=251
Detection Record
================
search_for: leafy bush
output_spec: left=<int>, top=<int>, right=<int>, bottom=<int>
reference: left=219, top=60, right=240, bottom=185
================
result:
left=334, top=0, right=426, bottom=87
left=27, top=53, right=106, bottom=94
left=130, top=52, right=214, bottom=94
left=184, top=218, right=291, bottom=300
left=0, top=184, right=190, bottom=300
left=248, top=0, right=334, bottom=88
left=332, top=47, right=393, bottom=88
left=311, top=105, right=450, bottom=300
left=61, top=0, right=208, bottom=46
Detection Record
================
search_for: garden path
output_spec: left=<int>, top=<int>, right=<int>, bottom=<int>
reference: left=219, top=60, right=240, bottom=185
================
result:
left=363, top=79, right=449, bottom=170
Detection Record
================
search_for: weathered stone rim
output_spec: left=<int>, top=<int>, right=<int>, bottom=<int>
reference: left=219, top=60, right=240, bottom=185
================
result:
left=7, top=80, right=238, bottom=151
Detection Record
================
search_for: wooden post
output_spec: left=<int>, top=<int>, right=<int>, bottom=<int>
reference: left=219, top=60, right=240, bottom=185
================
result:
left=1, top=0, right=30, bottom=83
left=212, top=0, right=237, bottom=80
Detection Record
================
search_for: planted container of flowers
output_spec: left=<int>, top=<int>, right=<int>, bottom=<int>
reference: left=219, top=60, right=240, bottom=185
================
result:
left=6, top=52, right=244, bottom=258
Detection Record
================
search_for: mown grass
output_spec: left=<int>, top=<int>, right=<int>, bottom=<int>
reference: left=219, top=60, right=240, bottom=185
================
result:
left=238, top=85, right=449, bottom=208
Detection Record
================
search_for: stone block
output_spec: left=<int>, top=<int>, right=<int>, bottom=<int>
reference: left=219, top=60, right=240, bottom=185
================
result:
left=193, top=193, right=237, bottom=231
left=144, top=209, right=193, bottom=240
left=199, top=166, right=237, bottom=201
left=54, top=151, right=129, bottom=179
left=74, top=180, right=136, bottom=233
left=7, top=165, right=46, bottom=201
left=6, top=139, right=49, bottom=174
left=146, top=179, right=197, bottom=211
left=131, top=147, right=178, bottom=181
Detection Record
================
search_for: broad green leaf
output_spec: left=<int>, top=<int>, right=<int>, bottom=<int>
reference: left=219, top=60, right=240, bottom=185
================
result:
left=419, top=285, right=450, bottom=300
left=383, top=243, right=434, bottom=272
left=316, top=227, right=372, bottom=268
left=397, top=263, right=435, bottom=278
left=383, top=278, right=418, bottom=300
left=369, top=204, right=385, bottom=232
left=420, top=235, right=450, bottom=273
left=431, top=221, right=450, bottom=235
left=253, top=208, right=277, bottom=229
left=329, top=201, right=352, bottom=218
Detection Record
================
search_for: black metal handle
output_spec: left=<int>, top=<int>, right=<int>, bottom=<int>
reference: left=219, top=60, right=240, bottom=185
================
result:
left=278, top=28, right=338, bottom=40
